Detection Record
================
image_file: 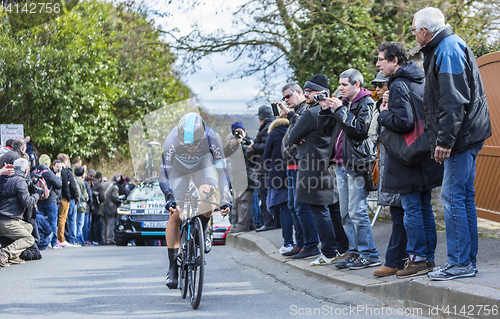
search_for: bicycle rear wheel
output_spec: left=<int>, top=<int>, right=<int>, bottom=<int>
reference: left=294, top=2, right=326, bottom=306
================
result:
left=188, top=217, right=205, bottom=309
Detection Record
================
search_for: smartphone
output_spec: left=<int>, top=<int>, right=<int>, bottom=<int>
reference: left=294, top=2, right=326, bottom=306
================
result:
left=271, top=103, right=280, bottom=116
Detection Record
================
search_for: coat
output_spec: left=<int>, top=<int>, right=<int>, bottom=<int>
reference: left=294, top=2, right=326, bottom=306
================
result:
left=0, top=170, right=39, bottom=220
left=60, top=167, right=78, bottom=201
left=250, top=116, right=276, bottom=170
left=223, top=134, right=257, bottom=191
left=377, top=61, right=443, bottom=194
left=35, top=164, right=62, bottom=205
left=289, top=105, right=336, bottom=206
left=103, top=183, right=120, bottom=217
left=420, top=25, right=491, bottom=156
left=262, top=118, right=289, bottom=189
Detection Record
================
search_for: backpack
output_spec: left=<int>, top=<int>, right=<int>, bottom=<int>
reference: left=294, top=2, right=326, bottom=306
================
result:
left=34, top=169, right=51, bottom=200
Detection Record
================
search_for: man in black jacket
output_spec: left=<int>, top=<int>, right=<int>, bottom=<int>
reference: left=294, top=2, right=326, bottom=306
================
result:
left=318, top=68, right=380, bottom=270
left=0, top=158, right=40, bottom=267
left=412, top=7, right=491, bottom=281
left=375, top=42, right=443, bottom=278
left=0, top=138, right=27, bottom=168
left=56, top=153, right=80, bottom=247
left=35, top=154, right=63, bottom=249
left=251, top=106, right=276, bottom=232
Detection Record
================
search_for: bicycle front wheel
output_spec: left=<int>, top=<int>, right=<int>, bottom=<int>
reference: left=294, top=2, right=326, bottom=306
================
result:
left=179, top=227, right=188, bottom=299
left=188, top=217, right=205, bottom=309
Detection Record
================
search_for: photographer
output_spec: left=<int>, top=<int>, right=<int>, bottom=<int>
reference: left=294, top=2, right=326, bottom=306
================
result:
left=223, top=122, right=256, bottom=232
left=0, top=158, right=41, bottom=267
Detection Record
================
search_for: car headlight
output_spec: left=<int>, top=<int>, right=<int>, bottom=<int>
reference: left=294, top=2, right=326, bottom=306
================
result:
left=119, top=214, right=129, bottom=222
left=118, top=208, right=131, bottom=215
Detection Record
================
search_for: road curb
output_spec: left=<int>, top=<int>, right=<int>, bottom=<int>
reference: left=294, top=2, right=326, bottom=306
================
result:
left=227, top=232, right=500, bottom=319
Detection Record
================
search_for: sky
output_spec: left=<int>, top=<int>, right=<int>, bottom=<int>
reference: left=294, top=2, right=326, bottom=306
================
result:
left=149, top=0, right=290, bottom=115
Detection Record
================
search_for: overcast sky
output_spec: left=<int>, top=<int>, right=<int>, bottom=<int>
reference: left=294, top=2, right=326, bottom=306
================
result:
left=150, top=0, right=289, bottom=115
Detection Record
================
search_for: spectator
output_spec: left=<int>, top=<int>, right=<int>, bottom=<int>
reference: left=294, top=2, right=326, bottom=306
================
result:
left=278, top=82, right=320, bottom=258
left=50, top=160, right=63, bottom=207
left=318, top=68, right=381, bottom=270
left=74, top=166, right=89, bottom=246
left=0, top=158, right=40, bottom=267
left=25, top=136, right=38, bottom=168
left=56, top=153, right=79, bottom=248
left=125, top=176, right=135, bottom=192
left=102, top=174, right=121, bottom=245
left=91, top=171, right=104, bottom=245
left=375, top=41, right=443, bottom=278
left=35, top=154, right=63, bottom=249
left=289, top=74, right=343, bottom=265
left=0, top=139, right=14, bottom=159
left=0, top=138, right=28, bottom=168
left=224, top=122, right=257, bottom=232
left=252, top=106, right=276, bottom=232
left=84, top=170, right=95, bottom=245
left=412, top=7, right=491, bottom=280
left=263, top=116, right=294, bottom=253
left=36, top=211, right=53, bottom=251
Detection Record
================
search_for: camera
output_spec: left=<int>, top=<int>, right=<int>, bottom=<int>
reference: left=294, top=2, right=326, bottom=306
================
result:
left=27, top=172, right=43, bottom=196
left=314, top=92, right=328, bottom=101
left=234, top=130, right=243, bottom=140
left=271, top=103, right=280, bottom=116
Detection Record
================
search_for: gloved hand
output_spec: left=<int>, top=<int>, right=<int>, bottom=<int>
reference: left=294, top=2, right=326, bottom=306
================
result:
left=33, top=186, right=44, bottom=198
left=165, top=200, right=177, bottom=212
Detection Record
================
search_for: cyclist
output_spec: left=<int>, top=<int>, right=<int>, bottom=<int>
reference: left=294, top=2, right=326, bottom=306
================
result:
left=160, top=112, right=231, bottom=289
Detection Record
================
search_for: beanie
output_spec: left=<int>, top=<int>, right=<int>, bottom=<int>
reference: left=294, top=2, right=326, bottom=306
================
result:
left=304, top=74, right=330, bottom=95
left=257, top=105, right=273, bottom=120
left=231, top=122, right=245, bottom=135
left=39, top=154, right=51, bottom=167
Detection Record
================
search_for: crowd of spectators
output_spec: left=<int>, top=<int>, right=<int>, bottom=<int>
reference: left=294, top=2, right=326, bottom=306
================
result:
left=0, top=136, right=135, bottom=268
left=224, top=7, right=490, bottom=281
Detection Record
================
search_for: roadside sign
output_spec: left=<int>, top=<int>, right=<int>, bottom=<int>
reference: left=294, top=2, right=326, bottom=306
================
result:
left=1, top=124, right=24, bottom=146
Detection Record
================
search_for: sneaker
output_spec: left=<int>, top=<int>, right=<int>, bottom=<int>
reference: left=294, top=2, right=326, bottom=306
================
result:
left=335, top=253, right=359, bottom=269
left=282, top=245, right=301, bottom=257
left=0, top=251, right=10, bottom=267
left=8, top=257, right=25, bottom=264
left=204, top=228, right=212, bottom=254
left=349, top=257, right=381, bottom=270
left=427, top=263, right=476, bottom=281
left=310, top=253, right=342, bottom=266
left=51, top=244, right=63, bottom=249
left=290, top=246, right=321, bottom=260
left=279, top=244, right=294, bottom=255
left=60, top=241, right=78, bottom=248
left=373, top=266, right=398, bottom=277
left=396, top=259, right=430, bottom=278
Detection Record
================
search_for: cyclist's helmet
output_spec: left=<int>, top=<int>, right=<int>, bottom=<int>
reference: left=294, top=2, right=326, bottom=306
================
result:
left=177, top=113, right=206, bottom=148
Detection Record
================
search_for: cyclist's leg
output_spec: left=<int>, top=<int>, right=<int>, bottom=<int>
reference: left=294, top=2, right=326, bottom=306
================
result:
left=193, top=165, right=218, bottom=253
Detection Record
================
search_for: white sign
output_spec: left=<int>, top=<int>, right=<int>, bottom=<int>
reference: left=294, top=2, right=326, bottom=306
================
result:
left=1, top=124, right=24, bottom=147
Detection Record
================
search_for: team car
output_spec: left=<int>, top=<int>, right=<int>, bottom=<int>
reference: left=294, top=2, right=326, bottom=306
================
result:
left=115, top=181, right=169, bottom=246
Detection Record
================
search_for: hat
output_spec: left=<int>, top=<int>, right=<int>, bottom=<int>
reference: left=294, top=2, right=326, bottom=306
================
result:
left=125, top=176, right=132, bottom=183
left=371, top=71, right=390, bottom=85
left=39, top=154, right=51, bottom=167
left=257, top=105, right=273, bottom=120
left=304, top=74, right=330, bottom=95
left=231, top=122, right=245, bottom=134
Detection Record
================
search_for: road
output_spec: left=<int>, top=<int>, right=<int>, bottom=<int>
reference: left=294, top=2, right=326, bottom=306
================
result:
left=0, top=244, right=429, bottom=319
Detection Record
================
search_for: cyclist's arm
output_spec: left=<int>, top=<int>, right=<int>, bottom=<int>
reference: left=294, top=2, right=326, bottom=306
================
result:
left=160, top=132, right=176, bottom=204
left=208, top=130, right=231, bottom=205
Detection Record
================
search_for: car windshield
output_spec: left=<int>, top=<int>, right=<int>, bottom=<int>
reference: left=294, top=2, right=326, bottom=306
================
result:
left=128, top=182, right=164, bottom=201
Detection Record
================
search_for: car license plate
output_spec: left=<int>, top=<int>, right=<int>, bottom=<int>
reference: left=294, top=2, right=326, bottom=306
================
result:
left=213, top=233, right=225, bottom=239
left=141, top=221, right=168, bottom=228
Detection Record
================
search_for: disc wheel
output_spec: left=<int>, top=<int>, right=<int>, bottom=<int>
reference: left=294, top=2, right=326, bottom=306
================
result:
left=179, top=229, right=188, bottom=299
left=188, top=217, right=205, bottom=309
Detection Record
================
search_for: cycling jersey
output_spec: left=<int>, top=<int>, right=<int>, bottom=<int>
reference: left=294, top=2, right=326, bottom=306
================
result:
left=159, top=126, right=230, bottom=205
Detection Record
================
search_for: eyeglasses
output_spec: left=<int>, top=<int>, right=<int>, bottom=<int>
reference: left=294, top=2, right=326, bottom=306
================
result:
left=373, top=83, right=386, bottom=89
left=377, top=57, right=387, bottom=62
left=282, top=91, right=295, bottom=101
left=410, top=28, right=417, bottom=35
left=304, top=88, right=313, bottom=94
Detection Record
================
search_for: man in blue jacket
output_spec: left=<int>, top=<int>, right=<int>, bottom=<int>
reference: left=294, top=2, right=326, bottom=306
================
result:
left=412, top=7, right=491, bottom=280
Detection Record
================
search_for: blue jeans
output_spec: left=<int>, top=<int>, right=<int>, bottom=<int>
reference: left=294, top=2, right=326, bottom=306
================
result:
left=442, top=143, right=482, bottom=266
left=37, top=202, right=58, bottom=247
left=287, top=169, right=304, bottom=248
left=401, top=190, right=436, bottom=262
left=335, top=166, right=379, bottom=261
left=309, top=204, right=338, bottom=258
left=67, top=199, right=77, bottom=243
left=76, top=211, right=86, bottom=245
left=276, top=202, right=293, bottom=247
left=251, top=189, right=262, bottom=227
left=83, top=214, right=92, bottom=242
left=384, top=206, right=407, bottom=269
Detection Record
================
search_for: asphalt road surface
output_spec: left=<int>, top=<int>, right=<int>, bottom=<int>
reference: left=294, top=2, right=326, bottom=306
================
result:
left=0, top=244, right=430, bottom=319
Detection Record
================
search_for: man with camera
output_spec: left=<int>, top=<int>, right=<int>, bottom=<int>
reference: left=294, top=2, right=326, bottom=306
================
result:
left=224, top=122, right=256, bottom=232
left=0, top=158, right=42, bottom=267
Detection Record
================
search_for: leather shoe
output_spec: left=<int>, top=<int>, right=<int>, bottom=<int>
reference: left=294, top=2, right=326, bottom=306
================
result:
left=230, top=226, right=249, bottom=233
left=255, top=225, right=277, bottom=232
left=373, top=266, right=398, bottom=277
